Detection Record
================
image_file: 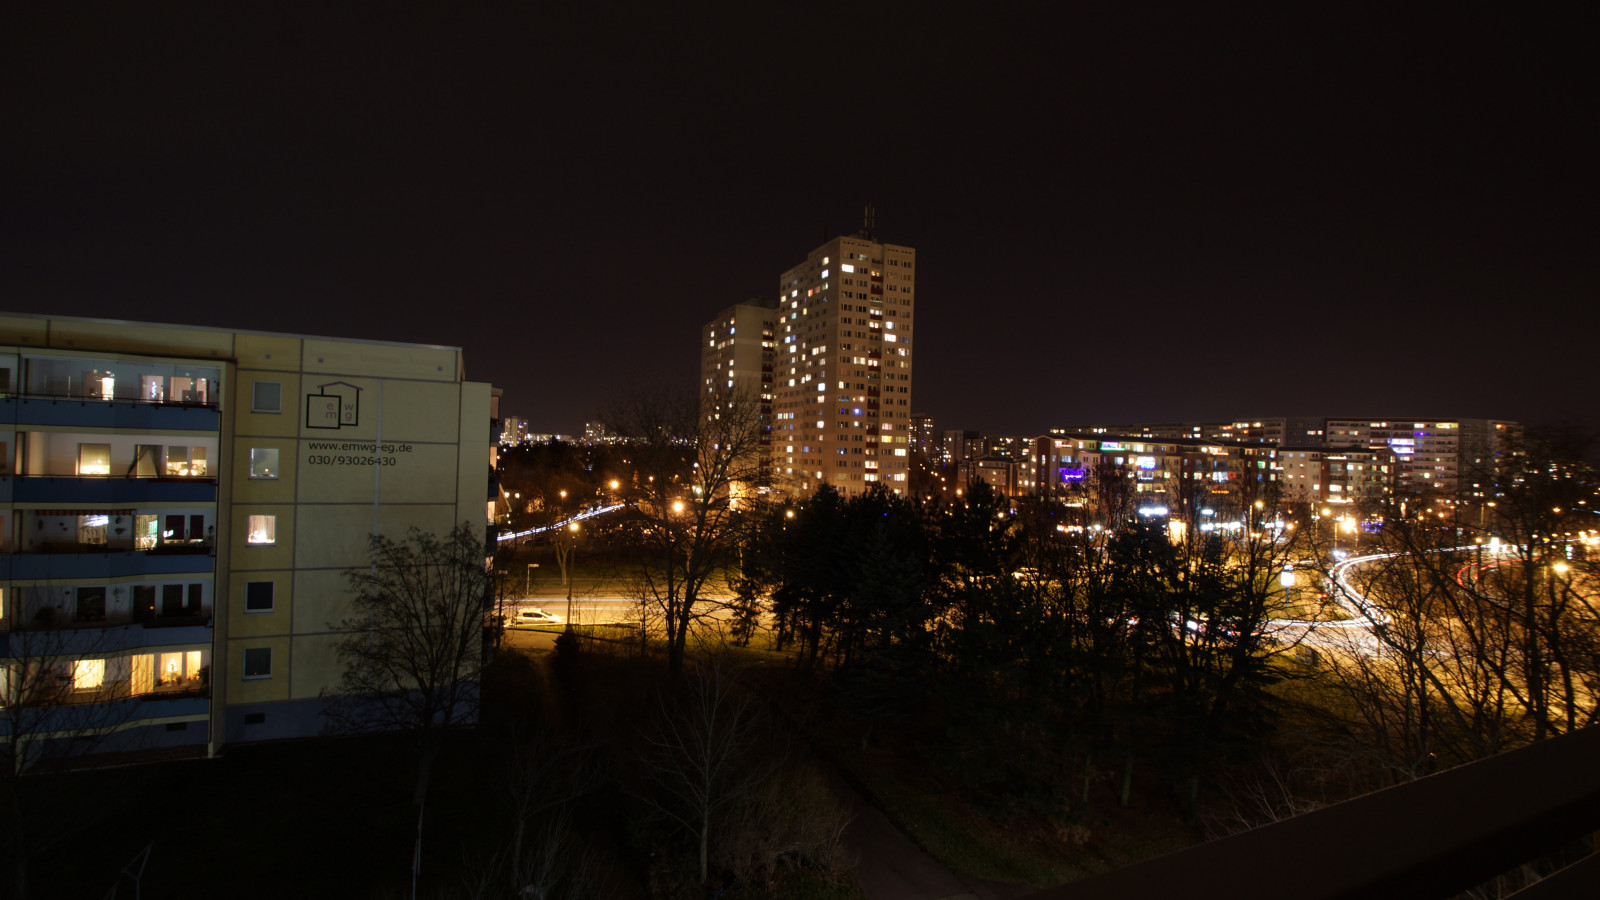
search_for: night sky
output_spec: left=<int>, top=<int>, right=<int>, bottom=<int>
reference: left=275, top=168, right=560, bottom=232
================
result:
left=5, top=4, right=1595, bottom=436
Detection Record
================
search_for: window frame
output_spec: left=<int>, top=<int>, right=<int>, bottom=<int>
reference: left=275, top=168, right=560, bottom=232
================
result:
left=242, top=647, right=272, bottom=680
left=73, top=658, right=106, bottom=691
left=244, top=581, right=274, bottom=614
left=246, top=514, right=277, bottom=546
left=248, top=447, right=280, bottom=480
left=77, top=442, right=112, bottom=476
left=251, top=381, right=282, bottom=414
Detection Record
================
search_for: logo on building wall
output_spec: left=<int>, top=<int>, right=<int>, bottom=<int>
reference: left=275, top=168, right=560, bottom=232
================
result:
left=306, top=381, right=362, bottom=429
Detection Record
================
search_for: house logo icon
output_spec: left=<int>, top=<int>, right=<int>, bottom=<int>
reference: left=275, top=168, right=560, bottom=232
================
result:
left=306, top=381, right=361, bottom=429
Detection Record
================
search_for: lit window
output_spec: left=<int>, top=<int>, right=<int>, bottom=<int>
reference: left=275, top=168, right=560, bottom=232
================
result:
left=247, top=515, right=276, bottom=545
left=131, top=654, right=153, bottom=694
left=73, top=659, right=106, bottom=690
left=252, top=381, right=282, bottom=413
left=249, top=448, right=279, bottom=479
left=243, top=647, right=272, bottom=680
left=77, top=443, right=112, bottom=475
left=165, top=446, right=208, bottom=476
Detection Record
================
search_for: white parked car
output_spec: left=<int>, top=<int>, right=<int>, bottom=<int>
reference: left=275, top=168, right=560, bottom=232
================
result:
left=508, top=608, right=563, bottom=628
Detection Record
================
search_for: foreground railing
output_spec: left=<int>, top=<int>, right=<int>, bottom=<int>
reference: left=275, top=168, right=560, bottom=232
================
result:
left=1030, top=726, right=1600, bottom=899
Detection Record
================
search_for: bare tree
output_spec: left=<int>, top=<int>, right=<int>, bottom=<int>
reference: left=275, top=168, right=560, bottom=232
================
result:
left=606, top=384, right=768, bottom=676
left=321, top=522, right=492, bottom=898
left=634, top=657, right=774, bottom=884
left=2, top=608, right=146, bottom=899
left=715, top=758, right=855, bottom=892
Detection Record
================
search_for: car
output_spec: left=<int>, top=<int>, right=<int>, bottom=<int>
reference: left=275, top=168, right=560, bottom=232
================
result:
left=508, top=608, right=563, bottom=628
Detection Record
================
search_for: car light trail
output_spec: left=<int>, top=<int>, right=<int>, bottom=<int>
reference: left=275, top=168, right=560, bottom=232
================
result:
left=496, top=503, right=627, bottom=542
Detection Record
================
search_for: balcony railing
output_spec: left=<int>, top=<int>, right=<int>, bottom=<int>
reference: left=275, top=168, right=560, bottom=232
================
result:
left=1030, top=726, right=1600, bottom=900
left=9, top=607, right=212, bottom=632
left=8, top=389, right=217, bottom=409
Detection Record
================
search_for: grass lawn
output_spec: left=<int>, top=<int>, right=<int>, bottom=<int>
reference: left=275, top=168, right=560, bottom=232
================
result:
left=824, top=737, right=1197, bottom=890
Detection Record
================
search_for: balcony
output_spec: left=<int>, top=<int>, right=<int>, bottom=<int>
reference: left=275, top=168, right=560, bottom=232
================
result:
left=0, top=684, right=210, bottom=736
left=0, top=395, right=220, bottom=431
left=1, top=547, right=214, bottom=582
left=9, top=475, right=216, bottom=505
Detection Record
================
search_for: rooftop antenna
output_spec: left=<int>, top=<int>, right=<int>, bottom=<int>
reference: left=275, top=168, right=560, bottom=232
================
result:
left=862, top=203, right=876, bottom=240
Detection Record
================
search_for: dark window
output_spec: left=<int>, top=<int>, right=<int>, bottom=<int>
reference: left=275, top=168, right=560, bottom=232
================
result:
left=243, top=648, right=272, bottom=679
left=186, top=583, right=203, bottom=614
left=162, top=584, right=184, bottom=616
left=164, top=515, right=185, bottom=542
left=245, top=581, right=274, bottom=613
left=76, top=587, right=107, bottom=621
left=133, top=585, right=156, bottom=622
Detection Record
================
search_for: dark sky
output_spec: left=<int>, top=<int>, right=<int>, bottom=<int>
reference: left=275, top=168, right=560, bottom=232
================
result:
left=5, top=4, right=1595, bottom=436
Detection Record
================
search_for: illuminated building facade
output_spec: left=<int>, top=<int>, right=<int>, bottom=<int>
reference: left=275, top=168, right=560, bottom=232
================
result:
left=1276, top=445, right=1397, bottom=506
left=1054, top=417, right=1521, bottom=498
left=909, top=414, right=936, bottom=459
left=1322, top=419, right=1519, bottom=496
left=1031, top=433, right=1277, bottom=507
left=770, top=234, right=915, bottom=497
left=700, top=302, right=776, bottom=485
left=1, top=312, right=492, bottom=761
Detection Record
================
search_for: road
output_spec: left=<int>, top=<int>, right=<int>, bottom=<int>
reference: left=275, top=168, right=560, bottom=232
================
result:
left=496, top=595, right=758, bottom=651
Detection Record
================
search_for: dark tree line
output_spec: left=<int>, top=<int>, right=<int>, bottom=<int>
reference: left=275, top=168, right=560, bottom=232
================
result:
left=742, top=480, right=1305, bottom=822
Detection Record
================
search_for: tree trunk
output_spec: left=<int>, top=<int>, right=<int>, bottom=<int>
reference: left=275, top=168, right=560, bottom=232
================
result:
left=411, top=739, right=440, bottom=898
left=700, top=808, right=710, bottom=884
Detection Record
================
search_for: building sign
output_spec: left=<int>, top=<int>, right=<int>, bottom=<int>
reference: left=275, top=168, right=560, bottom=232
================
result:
left=306, top=381, right=361, bottom=429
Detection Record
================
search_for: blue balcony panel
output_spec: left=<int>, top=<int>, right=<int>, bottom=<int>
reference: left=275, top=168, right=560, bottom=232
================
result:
left=0, top=695, right=210, bottom=740
left=0, top=622, right=211, bottom=658
left=2, top=551, right=216, bottom=580
left=139, top=623, right=212, bottom=646
left=13, top=476, right=216, bottom=504
left=132, top=694, right=211, bottom=720
left=3, top=396, right=220, bottom=431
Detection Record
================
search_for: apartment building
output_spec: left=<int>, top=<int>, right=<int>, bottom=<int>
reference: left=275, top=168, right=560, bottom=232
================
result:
left=1276, top=445, right=1397, bottom=506
left=700, top=301, right=776, bottom=485
left=1055, top=416, right=1520, bottom=497
left=1, top=312, right=492, bottom=763
left=769, top=233, right=915, bottom=497
left=1031, top=433, right=1277, bottom=512
left=1321, top=418, right=1521, bottom=495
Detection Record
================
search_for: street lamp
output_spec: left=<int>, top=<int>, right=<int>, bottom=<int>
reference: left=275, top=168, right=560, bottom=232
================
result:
left=564, top=522, right=580, bottom=627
